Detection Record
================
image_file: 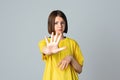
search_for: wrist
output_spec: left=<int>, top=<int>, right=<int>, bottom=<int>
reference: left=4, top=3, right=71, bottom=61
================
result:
left=69, top=55, right=73, bottom=63
left=42, top=47, right=52, bottom=55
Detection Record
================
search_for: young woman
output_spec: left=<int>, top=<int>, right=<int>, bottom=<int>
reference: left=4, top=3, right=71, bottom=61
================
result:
left=38, top=10, right=84, bottom=80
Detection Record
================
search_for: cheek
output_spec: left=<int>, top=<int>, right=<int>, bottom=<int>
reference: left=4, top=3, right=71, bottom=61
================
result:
left=54, top=26, right=57, bottom=30
left=63, top=26, right=65, bottom=31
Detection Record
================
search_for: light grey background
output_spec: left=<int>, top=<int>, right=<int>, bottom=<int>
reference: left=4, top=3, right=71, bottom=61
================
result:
left=0, top=0, right=120, bottom=80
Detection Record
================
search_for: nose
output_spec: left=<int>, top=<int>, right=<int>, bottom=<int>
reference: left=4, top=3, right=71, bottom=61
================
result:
left=58, top=23, right=63, bottom=27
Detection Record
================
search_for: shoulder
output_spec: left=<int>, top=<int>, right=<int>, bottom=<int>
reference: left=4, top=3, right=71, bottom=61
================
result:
left=38, top=39, right=45, bottom=43
left=66, top=37, right=79, bottom=45
left=38, top=38, right=46, bottom=46
left=38, top=37, right=51, bottom=46
left=66, top=37, right=77, bottom=43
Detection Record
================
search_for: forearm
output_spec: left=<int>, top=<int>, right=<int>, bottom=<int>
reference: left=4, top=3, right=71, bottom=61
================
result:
left=71, top=57, right=83, bottom=74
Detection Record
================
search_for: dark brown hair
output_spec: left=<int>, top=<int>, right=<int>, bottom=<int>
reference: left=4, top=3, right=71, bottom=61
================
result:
left=48, top=10, right=68, bottom=34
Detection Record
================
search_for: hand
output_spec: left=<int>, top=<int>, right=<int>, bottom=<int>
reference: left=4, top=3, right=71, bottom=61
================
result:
left=58, top=55, right=73, bottom=70
left=42, top=32, right=66, bottom=55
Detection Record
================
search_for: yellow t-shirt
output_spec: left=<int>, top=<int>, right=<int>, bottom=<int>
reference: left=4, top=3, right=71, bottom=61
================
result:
left=38, top=37, right=84, bottom=80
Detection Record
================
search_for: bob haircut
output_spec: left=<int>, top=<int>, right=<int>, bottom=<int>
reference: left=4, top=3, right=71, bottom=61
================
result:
left=48, top=10, right=68, bottom=34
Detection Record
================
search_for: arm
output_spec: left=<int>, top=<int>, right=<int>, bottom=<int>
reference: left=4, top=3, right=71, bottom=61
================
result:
left=70, top=56, right=83, bottom=74
left=58, top=55, right=83, bottom=74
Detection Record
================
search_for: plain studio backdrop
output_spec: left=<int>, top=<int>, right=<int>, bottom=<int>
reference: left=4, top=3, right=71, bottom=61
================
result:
left=0, top=0, right=120, bottom=80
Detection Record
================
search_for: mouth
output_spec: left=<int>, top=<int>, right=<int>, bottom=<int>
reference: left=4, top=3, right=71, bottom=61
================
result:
left=58, top=28, right=63, bottom=30
left=58, top=30, right=63, bottom=32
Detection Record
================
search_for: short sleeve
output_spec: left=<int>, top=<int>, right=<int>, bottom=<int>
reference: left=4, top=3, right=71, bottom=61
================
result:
left=73, top=41, right=84, bottom=66
left=38, top=39, right=47, bottom=60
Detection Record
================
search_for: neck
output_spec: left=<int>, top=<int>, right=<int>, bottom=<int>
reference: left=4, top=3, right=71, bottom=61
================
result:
left=60, top=34, right=66, bottom=40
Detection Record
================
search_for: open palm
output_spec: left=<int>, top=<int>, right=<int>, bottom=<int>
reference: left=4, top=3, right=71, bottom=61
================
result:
left=43, top=32, right=66, bottom=55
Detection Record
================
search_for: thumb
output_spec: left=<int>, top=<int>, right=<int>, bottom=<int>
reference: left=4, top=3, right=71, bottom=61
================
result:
left=57, top=46, right=66, bottom=52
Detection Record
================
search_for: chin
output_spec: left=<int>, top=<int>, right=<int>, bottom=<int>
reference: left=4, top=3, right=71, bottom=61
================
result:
left=56, top=31, right=63, bottom=34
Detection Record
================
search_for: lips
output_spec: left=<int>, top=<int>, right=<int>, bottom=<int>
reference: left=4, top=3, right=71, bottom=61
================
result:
left=58, top=29, right=63, bottom=31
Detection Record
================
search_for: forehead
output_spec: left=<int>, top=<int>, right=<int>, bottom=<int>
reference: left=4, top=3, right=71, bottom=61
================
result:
left=55, top=16, right=64, bottom=22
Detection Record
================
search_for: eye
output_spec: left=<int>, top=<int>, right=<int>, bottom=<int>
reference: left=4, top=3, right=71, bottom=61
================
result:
left=54, top=22, right=58, bottom=24
left=61, top=22, right=65, bottom=25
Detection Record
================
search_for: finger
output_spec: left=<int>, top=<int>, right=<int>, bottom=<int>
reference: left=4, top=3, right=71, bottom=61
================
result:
left=58, top=61, right=62, bottom=68
left=58, top=61, right=62, bottom=67
left=50, top=32, right=54, bottom=43
left=56, top=33, right=62, bottom=44
left=62, top=61, right=68, bottom=70
left=59, top=62, right=66, bottom=70
left=56, top=46, right=66, bottom=52
left=54, top=33, right=58, bottom=42
left=64, top=63, right=68, bottom=69
left=45, top=36, right=49, bottom=45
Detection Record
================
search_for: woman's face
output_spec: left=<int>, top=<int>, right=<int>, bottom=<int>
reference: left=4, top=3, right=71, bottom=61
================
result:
left=54, top=16, right=65, bottom=34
